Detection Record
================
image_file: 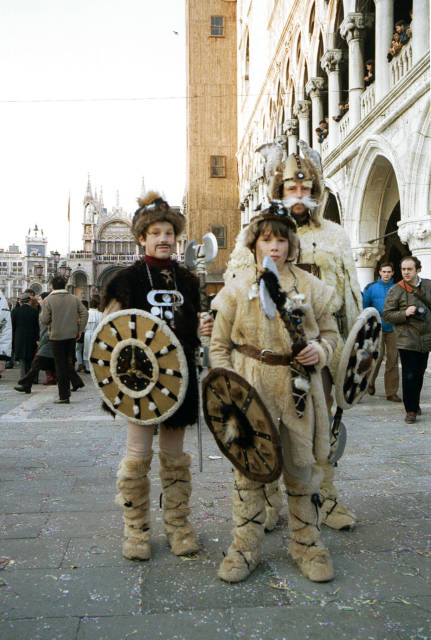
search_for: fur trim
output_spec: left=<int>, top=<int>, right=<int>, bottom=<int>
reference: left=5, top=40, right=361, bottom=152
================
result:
left=116, top=455, right=153, bottom=560
left=132, top=191, right=185, bottom=240
left=159, top=452, right=199, bottom=556
left=138, top=191, right=162, bottom=208
left=218, top=470, right=265, bottom=582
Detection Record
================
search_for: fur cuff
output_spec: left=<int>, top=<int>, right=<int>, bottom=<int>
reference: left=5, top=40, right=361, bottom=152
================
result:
left=310, top=340, right=329, bottom=371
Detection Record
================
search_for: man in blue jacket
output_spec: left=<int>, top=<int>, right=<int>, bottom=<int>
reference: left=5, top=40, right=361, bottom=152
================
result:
left=362, top=262, right=401, bottom=401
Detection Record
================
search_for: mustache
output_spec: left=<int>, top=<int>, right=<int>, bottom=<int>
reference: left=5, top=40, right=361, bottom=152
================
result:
left=282, top=195, right=318, bottom=210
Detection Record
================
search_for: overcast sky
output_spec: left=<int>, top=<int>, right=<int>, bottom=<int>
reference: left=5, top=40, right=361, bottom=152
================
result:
left=0, top=0, right=186, bottom=255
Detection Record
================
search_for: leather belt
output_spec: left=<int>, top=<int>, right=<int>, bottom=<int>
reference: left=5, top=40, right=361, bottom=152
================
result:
left=234, top=344, right=292, bottom=366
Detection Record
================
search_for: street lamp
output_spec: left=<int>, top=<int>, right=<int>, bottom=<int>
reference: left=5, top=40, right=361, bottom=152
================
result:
left=65, top=266, right=72, bottom=279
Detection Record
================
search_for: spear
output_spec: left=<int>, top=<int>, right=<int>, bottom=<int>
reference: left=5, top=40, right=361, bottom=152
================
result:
left=184, top=233, right=218, bottom=471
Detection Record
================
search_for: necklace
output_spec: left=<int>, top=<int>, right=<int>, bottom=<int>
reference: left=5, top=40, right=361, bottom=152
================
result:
left=145, top=262, right=182, bottom=328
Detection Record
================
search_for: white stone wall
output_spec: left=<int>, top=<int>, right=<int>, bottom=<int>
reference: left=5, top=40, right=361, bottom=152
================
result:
left=236, top=0, right=431, bottom=282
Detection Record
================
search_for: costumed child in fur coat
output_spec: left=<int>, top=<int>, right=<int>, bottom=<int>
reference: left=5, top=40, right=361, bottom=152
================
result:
left=210, top=203, right=339, bottom=583
left=101, top=192, right=210, bottom=561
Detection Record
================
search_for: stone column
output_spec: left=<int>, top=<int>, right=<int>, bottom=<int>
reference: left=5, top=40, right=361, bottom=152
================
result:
left=340, top=13, right=365, bottom=129
left=398, top=219, right=431, bottom=277
left=284, top=118, right=298, bottom=155
left=293, top=101, right=311, bottom=145
left=321, top=50, right=343, bottom=149
left=412, top=0, right=430, bottom=63
left=374, top=0, right=394, bottom=100
left=306, top=77, right=325, bottom=150
left=352, top=244, right=385, bottom=289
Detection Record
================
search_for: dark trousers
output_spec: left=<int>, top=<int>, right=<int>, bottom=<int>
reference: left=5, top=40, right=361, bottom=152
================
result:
left=19, top=355, right=55, bottom=390
left=19, top=359, right=32, bottom=378
left=50, top=339, right=83, bottom=400
left=398, top=349, right=429, bottom=413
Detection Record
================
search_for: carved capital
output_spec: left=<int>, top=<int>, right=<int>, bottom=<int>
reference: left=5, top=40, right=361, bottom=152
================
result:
left=275, top=134, right=288, bottom=151
left=340, top=13, right=365, bottom=43
left=398, top=219, right=431, bottom=250
left=293, top=100, right=311, bottom=119
left=352, top=244, right=385, bottom=268
left=321, top=49, right=343, bottom=74
left=306, top=76, right=326, bottom=99
left=284, top=118, right=298, bottom=136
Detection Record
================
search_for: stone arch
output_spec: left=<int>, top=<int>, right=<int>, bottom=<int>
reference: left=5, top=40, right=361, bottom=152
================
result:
left=72, top=270, right=88, bottom=300
left=347, top=135, right=405, bottom=245
left=406, top=102, right=431, bottom=217
left=98, top=265, right=126, bottom=291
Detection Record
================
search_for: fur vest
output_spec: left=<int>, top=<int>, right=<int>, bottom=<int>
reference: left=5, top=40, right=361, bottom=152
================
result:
left=101, top=259, right=201, bottom=429
left=210, top=263, right=339, bottom=467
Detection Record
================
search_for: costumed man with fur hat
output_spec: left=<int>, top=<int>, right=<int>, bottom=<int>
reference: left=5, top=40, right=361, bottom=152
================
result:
left=101, top=192, right=204, bottom=561
left=209, top=202, right=339, bottom=582
left=225, top=142, right=362, bottom=532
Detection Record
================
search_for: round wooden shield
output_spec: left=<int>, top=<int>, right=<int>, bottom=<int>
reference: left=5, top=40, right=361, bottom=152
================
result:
left=202, top=368, right=282, bottom=483
left=89, top=309, right=188, bottom=425
left=335, top=307, right=382, bottom=410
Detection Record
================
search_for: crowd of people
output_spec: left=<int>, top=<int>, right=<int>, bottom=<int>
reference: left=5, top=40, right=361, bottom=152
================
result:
left=387, top=17, right=412, bottom=62
left=0, top=141, right=429, bottom=587
left=0, top=283, right=104, bottom=403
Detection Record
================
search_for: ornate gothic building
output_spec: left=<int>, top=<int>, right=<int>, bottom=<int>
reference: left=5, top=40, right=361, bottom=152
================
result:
left=236, top=0, right=430, bottom=286
left=67, top=178, right=140, bottom=300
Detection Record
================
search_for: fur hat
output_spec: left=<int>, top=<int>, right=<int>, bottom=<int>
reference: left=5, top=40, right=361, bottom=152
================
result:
left=241, top=201, right=299, bottom=261
left=132, top=191, right=185, bottom=242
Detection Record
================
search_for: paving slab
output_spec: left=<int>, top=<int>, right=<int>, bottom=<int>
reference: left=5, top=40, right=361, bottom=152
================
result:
left=0, top=364, right=430, bottom=638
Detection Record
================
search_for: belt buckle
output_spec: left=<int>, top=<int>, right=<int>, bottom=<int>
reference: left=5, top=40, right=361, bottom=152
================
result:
left=260, top=349, right=274, bottom=362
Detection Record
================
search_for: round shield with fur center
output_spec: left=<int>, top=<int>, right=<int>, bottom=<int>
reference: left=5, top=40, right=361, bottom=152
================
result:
left=335, top=307, right=382, bottom=410
left=202, top=368, right=282, bottom=482
left=89, top=308, right=188, bottom=425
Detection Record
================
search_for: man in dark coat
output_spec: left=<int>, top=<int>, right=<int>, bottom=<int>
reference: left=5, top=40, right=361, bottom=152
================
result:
left=383, top=255, right=431, bottom=423
left=11, top=292, right=39, bottom=377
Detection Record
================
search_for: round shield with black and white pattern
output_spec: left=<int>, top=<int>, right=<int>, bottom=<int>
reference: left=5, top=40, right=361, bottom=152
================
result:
left=202, top=368, right=282, bottom=483
left=89, top=308, right=188, bottom=425
left=335, top=307, right=382, bottom=410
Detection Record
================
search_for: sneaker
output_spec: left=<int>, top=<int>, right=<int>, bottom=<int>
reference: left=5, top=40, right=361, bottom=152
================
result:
left=404, top=412, right=416, bottom=424
left=71, top=382, right=85, bottom=391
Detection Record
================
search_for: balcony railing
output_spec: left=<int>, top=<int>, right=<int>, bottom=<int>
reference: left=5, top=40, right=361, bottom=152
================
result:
left=390, top=39, right=413, bottom=87
left=95, top=254, right=136, bottom=262
left=360, top=83, right=375, bottom=118
left=68, top=251, right=93, bottom=259
left=339, top=112, right=350, bottom=141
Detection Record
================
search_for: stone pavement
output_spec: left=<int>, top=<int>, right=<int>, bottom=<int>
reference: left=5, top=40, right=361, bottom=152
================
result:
left=0, top=365, right=430, bottom=640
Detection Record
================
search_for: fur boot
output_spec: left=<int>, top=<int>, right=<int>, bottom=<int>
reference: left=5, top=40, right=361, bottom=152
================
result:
left=159, top=451, right=199, bottom=556
left=115, top=455, right=152, bottom=560
left=218, top=470, right=266, bottom=583
left=263, top=480, right=283, bottom=532
left=285, top=470, right=334, bottom=582
left=319, top=461, right=356, bottom=530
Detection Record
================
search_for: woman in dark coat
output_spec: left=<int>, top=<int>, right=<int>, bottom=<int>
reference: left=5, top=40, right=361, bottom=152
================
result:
left=11, top=293, right=39, bottom=377
left=101, top=191, right=202, bottom=562
left=14, top=292, right=56, bottom=393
